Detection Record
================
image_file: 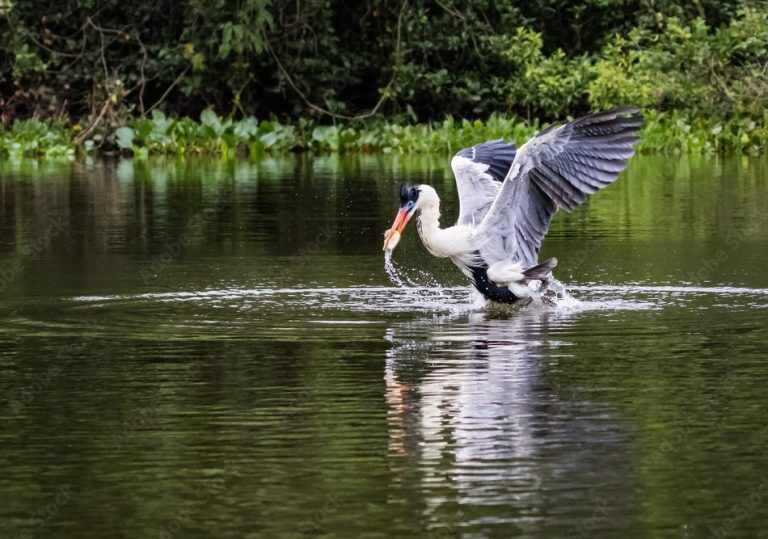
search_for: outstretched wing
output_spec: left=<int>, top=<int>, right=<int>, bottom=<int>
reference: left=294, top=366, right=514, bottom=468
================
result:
left=478, top=107, right=642, bottom=268
left=450, top=139, right=516, bottom=226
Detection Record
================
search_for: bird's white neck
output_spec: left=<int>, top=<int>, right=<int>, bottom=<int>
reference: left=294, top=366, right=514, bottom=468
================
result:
left=417, top=204, right=441, bottom=230
left=416, top=205, right=442, bottom=256
left=417, top=204, right=472, bottom=259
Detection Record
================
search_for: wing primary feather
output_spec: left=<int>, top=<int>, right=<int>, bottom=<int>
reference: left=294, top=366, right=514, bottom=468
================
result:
left=477, top=107, right=642, bottom=267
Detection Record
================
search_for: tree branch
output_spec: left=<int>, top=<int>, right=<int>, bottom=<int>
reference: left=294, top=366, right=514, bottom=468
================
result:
left=266, top=0, right=408, bottom=121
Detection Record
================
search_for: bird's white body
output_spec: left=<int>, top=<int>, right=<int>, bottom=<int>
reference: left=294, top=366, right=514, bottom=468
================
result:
left=415, top=186, right=533, bottom=296
left=383, top=107, right=642, bottom=304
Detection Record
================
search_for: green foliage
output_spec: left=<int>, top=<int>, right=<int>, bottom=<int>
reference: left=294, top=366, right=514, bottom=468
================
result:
left=589, top=7, right=768, bottom=118
left=3, top=108, right=767, bottom=159
left=638, top=110, right=768, bottom=155
left=178, top=0, right=273, bottom=98
left=12, top=44, right=47, bottom=79
left=112, top=110, right=539, bottom=156
left=3, top=2, right=767, bottom=158
left=495, top=28, right=591, bottom=118
left=0, top=0, right=13, bottom=16
left=0, top=119, right=73, bottom=157
left=122, top=110, right=301, bottom=157
left=124, top=111, right=542, bottom=155
left=0, top=0, right=751, bottom=123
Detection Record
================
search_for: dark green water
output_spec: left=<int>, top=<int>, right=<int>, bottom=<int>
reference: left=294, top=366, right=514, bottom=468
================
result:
left=1, top=155, right=767, bottom=538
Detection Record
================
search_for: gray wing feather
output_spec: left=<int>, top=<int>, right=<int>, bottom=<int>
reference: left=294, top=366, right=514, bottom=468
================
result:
left=451, top=139, right=516, bottom=226
left=479, top=107, right=642, bottom=268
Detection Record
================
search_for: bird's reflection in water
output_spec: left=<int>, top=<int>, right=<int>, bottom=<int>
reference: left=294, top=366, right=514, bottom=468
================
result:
left=384, top=309, right=640, bottom=536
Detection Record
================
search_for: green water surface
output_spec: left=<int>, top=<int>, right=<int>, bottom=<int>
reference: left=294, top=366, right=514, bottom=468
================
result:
left=1, top=155, right=767, bottom=538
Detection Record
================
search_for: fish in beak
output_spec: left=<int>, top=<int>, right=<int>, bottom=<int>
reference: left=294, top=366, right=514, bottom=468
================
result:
left=383, top=184, right=419, bottom=251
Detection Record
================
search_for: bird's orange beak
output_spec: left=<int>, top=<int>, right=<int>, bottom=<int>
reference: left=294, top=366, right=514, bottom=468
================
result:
left=383, top=207, right=413, bottom=251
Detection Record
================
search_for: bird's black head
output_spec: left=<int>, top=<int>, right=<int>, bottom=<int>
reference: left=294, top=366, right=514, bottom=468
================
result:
left=383, top=183, right=421, bottom=251
left=399, top=183, right=420, bottom=209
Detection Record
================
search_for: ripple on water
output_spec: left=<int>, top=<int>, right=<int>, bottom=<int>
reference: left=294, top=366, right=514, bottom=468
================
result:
left=66, top=281, right=768, bottom=319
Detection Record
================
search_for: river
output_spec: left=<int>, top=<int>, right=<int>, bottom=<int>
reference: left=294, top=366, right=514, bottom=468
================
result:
left=1, top=154, right=767, bottom=537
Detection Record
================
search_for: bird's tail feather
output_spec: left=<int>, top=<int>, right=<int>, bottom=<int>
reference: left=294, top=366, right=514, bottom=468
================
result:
left=523, top=257, right=557, bottom=280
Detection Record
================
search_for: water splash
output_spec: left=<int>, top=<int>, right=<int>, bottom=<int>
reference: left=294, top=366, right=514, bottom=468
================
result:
left=383, top=250, right=461, bottom=309
left=545, top=278, right=582, bottom=309
left=383, top=250, right=407, bottom=288
left=383, top=251, right=617, bottom=312
left=69, top=281, right=768, bottom=317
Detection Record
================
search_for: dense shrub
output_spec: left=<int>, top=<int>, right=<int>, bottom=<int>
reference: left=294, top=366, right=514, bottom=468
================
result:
left=1, top=1, right=765, bottom=156
left=0, top=0, right=752, bottom=123
left=589, top=7, right=768, bottom=117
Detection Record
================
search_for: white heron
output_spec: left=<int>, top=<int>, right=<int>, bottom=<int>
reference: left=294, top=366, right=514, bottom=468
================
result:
left=382, top=107, right=642, bottom=304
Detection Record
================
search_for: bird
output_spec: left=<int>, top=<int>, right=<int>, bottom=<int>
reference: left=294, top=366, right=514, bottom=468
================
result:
left=382, top=106, right=642, bottom=305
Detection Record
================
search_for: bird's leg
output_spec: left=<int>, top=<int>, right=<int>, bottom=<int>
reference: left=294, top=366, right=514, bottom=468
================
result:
left=522, top=258, right=559, bottom=305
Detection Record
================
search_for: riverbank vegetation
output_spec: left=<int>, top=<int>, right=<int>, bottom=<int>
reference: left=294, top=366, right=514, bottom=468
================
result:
left=3, top=109, right=766, bottom=158
left=1, top=1, right=766, bottom=157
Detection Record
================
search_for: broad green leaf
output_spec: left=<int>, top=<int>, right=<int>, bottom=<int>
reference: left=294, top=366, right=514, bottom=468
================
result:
left=200, top=108, right=218, bottom=127
left=116, top=127, right=134, bottom=150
